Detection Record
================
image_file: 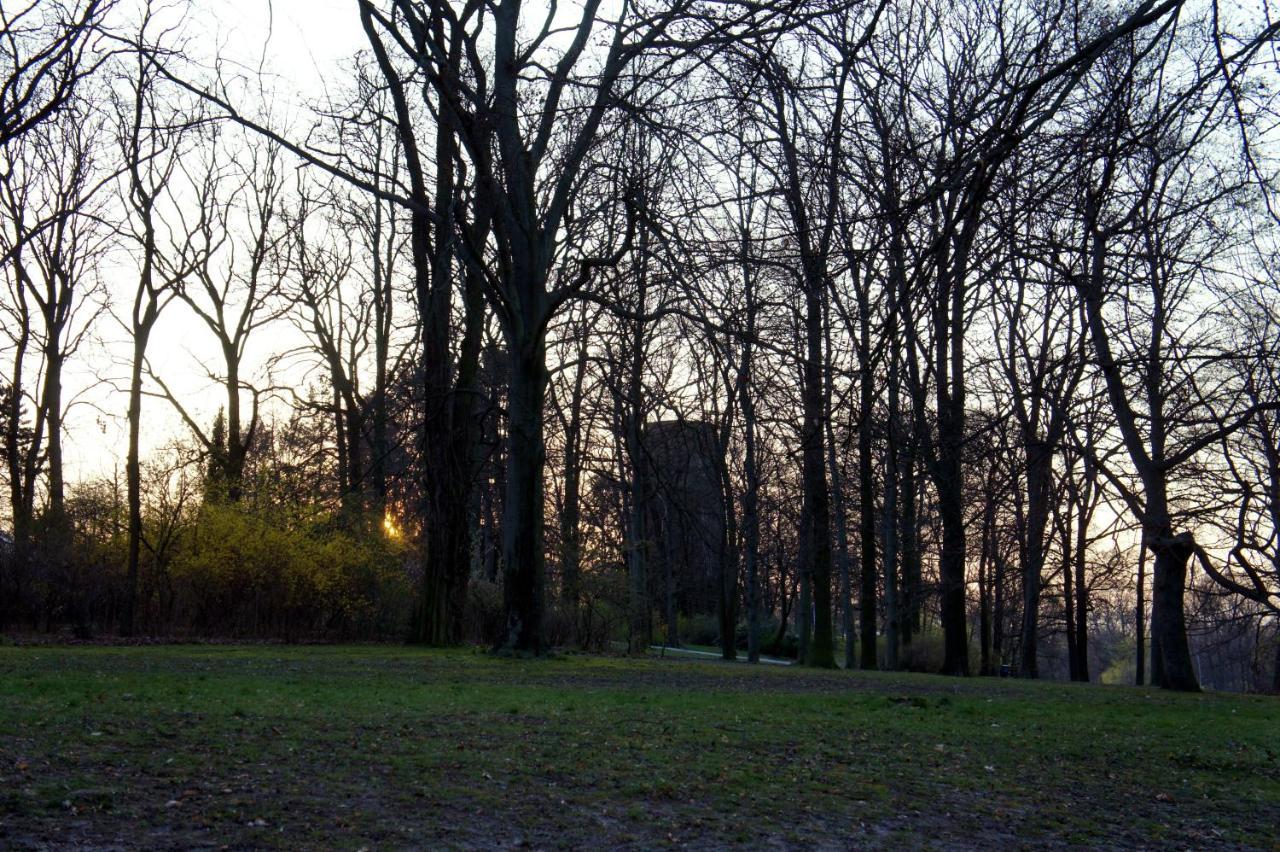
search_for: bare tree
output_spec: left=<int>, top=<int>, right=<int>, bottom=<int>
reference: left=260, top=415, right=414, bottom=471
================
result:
left=1, top=0, right=109, bottom=147
left=150, top=129, right=286, bottom=502
left=113, top=11, right=205, bottom=634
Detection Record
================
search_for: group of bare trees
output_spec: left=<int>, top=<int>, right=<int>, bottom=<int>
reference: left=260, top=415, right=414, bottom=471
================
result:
left=3, top=0, right=1280, bottom=691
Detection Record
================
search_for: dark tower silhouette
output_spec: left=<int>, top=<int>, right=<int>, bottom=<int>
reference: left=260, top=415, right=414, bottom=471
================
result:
left=643, top=420, right=726, bottom=643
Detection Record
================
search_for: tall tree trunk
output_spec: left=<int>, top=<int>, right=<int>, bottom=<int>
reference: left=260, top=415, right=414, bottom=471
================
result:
left=900, top=453, right=921, bottom=646
left=1149, top=530, right=1198, bottom=691
left=559, top=336, right=588, bottom=632
left=824, top=298, right=854, bottom=670
left=830, top=452, right=853, bottom=669
left=1271, top=631, right=1279, bottom=694
left=881, top=371, right=900, bottom=670
left=1056, top=485, right=1079, bottom=678
left=992, top=545, right=1006, bottom=670
left=623, top=257, right=651, bottom=655
left=881, top=178, right=906, bottom=670
left=1136, top=543, right=1147, bottom=686
left=664, top=532, right=678, bottom=649
left=499, top=336, right=549, bottom=654
left=1063, top=502, right=1079, bottom=677
left=718, top=463, right=738, bottom=661
left=343, top=401, right=362, bottom=508
left=1081, top=227, right=1198, bottom=691
left=772, top=552, right=791, bottom=654
left=797, top=564, right=811, bottom=662
left=443, top=267, right=487, bottom=643
left=857, top=294, right=877, bottom=671
left=937, top=452, right=968, bottom=675
left=799, top=279, right=833, bottom=666
left=41, top=347, right=65, bottom=521
left=978, top=486, right=994, bottom=675
left=625, top=477, right=650, bottom=653
left=743, top=387, right=761, bottom=663
left=935, top=273, right=968, bottom=676
left=1017, top=441, right=1053, bottom=678
left=221, top=352, right=248, bottom=501
left=932, top=170, right=988, bottom=678
left=124, top=322, right=153, bottom=637
left=1072, top=461, right=1092, bottom=682
left=739, top=238, right=762, bottom=664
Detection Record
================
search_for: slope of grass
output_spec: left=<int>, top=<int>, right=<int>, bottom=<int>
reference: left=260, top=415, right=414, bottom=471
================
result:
left=0, top=644, right=1276, bottom=848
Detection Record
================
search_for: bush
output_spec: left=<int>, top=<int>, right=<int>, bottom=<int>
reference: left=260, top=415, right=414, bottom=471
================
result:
left=898, top=629, right=948, bottom=673
left=735, top=615, right=797, bottom=657
left=465, top=579, right=505, bottom=646
left=678, top=612, right=720, bottom=647
left=169, top=502, right=410, bottom=639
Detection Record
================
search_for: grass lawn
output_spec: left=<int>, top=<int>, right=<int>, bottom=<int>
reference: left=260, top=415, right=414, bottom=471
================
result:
left=1, top=645, right=1277, bottom=849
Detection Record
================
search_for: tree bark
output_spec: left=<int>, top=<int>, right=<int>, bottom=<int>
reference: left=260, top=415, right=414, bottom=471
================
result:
left=1149, top=531, right=1199, bottom=691
left=1072, top=474, right=1091, bottom=681
left=900, top=452, right=921, bottom=646
left=1017, top=441, right=1053, bottom=678
left=499, top=337, right=549, bottom=654
left=857, top=292, right=877, bottom=671
left=800, top=278, right=834, bottom=667
left=124, top=324, right=152, bottom=637
left=1136, top=543, right=1147, bottom=686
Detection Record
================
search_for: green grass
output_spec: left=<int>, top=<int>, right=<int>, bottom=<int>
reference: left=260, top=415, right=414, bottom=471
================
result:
left=0, top=645, right=1277, bottom=848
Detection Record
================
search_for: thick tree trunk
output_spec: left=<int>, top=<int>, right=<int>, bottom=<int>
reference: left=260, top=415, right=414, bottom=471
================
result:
left=1149, top=531, right=1199, bottom=691
left=823, top=316, right=855, bottom=669
left=718, top=498, right=737, bottom=661
left=42, top=348, right=65, bottom=520
left=935, top=282, right=969, bottom=675
left=499, top=338, right=549, bottom=654
left=444, top=270, right=487, bottom=643
left=800, top=282, right=834, bottom=668
left=1073, top=493, right=1090, bottom=681
left=798, top=562, right=811, bottom=661
left=559, top=355, right=586, bottom=627
left=624, top=498, right=650, bottom=649
left=625, top=482, right=650, bottom=653
left=664, top=532, right=678, bottom=648
left=342, top=402, right=362, bottom=507
left=772, top=556, right=791, bottom=654
left=993, top=546, right=1006, bottom=669
left=937, top=457, right=968, bottom=675
left=900, top=455, right=921, bottom=646
left=1081, top=229, right=1197, bottom=691
left=623, top=338, right=650, bottom=655
left=1064, top=522, right=1078, bottom=676
left=1272, top=633, right=1280, bottom=694
left=831, top=466, right=853, bottom=669
left=882, top=419, right=900, bottom=670
left=716, top=424, right=739, bottom=661
left=1017, top=441, right=1052, bottom=678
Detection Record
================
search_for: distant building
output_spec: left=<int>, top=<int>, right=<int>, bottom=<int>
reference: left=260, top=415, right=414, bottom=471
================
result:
left=642, top=420, right=726, bottom=627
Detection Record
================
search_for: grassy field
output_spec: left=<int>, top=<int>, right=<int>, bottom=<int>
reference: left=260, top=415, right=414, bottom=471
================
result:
left=1, top=645, right=1277, bottom=849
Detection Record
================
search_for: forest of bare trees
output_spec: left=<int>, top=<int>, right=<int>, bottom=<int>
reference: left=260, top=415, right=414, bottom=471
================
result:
left=4, top=0, right=1280, bottom=693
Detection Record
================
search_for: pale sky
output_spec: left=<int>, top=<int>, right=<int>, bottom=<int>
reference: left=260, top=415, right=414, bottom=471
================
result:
left=61, top=0, right=369, bottom=487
